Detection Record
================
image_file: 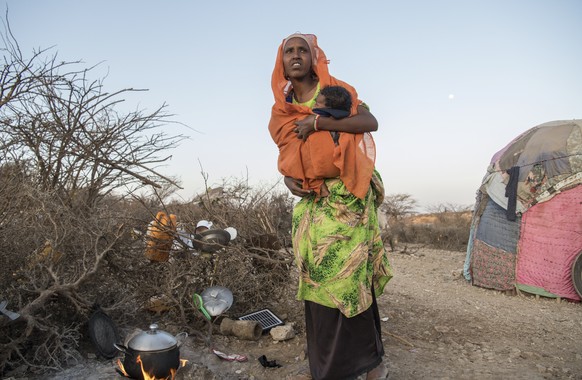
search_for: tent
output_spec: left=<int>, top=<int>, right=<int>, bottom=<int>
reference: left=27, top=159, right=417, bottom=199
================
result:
left=464, top=120, right=582, bottom=301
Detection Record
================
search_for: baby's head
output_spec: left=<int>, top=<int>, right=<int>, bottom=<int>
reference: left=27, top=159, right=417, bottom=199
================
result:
left=315, top=85, right=352, bottom=112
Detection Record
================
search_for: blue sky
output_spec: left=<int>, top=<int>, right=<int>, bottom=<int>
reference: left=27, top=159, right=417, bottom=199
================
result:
left=5, top=0, right=581, bottom=210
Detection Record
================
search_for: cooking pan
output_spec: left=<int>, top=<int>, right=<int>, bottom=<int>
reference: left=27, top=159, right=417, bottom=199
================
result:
left=192, top=229, right=231, bottom=253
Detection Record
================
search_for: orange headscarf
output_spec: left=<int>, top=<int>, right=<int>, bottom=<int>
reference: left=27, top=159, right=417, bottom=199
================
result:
left=268, top=33, right=376, bottom=199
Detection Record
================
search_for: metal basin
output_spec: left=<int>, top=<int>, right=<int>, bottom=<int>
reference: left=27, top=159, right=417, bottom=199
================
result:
left=201, top=286, right=233, bottom=316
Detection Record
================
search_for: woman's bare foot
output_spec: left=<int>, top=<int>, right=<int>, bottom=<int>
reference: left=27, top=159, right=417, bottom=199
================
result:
left=366, top=362, right=389, bottom=379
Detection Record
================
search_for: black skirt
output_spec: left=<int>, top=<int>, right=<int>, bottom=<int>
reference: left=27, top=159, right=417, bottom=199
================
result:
left=304, top=292, right=385, bottom=380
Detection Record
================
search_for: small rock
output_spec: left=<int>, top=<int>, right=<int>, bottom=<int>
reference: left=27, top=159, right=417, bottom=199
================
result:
left=483, top=352, right=495, bottom=361
left=508, top=348, right=521, bottom=359
left=145, top=294, right=172, bottom=313
left=299, top=350, right=306, bottom=361
left=522, top=351, right=536, bottom=359
left=434, top=325, right=450, bottom=333
left=270, top=324, right=296, bottom=341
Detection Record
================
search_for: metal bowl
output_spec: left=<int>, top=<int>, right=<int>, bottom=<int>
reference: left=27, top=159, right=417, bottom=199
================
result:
left=192, top=229, right=231, bottom=252
left=201, top=286, right=233, bottom=316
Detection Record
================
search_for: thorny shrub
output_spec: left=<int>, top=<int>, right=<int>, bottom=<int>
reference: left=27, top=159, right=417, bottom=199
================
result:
left=0, top=169, right=295, bottom=376
left=395, top=211, right=472, bottom=251
left=378, top=195, right=472, bottom=252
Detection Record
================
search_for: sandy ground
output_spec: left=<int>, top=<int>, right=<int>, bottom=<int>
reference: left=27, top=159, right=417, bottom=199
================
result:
left=19, top=246, right=582, bottom=380
left=380, top=247, right=582, bottom=380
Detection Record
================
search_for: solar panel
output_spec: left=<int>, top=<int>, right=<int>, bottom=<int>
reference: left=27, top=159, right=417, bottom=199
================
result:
left=238, top=308, right=284, bottom=332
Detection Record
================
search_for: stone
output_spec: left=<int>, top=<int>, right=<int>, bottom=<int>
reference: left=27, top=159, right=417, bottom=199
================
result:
left=270, top=324, right=296, bottom=341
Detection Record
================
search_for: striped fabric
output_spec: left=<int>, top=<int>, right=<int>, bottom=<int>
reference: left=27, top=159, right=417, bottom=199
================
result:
left=475, top=199, right=521, bottom=253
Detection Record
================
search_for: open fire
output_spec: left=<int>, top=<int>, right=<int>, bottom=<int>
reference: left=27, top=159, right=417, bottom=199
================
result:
left=117, top=355, right=188, bottom=380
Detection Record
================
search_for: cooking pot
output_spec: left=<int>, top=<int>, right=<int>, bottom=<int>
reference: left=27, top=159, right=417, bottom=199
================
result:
left=114, top=324, right=187, bottom=380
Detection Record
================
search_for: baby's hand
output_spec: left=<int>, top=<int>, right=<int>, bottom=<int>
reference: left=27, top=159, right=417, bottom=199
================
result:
left=294, top=115, right=317, bottom=141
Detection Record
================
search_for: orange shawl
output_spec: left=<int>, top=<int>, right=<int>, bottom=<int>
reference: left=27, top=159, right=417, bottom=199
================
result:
left=268, top=34, right=376, bottom=199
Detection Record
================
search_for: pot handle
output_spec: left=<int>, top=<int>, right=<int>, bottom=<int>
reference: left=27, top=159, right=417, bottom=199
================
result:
left=113, top=343, right=129, bottom=355
left=175, top=332, right=188, bottom=347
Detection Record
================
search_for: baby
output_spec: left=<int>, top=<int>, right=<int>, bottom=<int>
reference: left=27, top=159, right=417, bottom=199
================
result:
left=313, top=85, right=352, bottom=119
left=313, top=85, right=352, bottom=144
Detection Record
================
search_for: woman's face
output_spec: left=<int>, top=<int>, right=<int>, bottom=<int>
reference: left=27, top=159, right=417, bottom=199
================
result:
left=283, top=37, right=313, bottom=80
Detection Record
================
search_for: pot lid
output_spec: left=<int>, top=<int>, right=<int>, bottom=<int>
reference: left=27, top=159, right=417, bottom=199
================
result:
left=128, top=324, right=177, bottom=351
left=201, top=286, right=233, bottom=316
left=88, top=309, right=119, bottom=359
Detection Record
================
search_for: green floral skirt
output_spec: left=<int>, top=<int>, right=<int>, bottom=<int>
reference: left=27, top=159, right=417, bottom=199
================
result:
left=292, top=171, right=392, bottom=318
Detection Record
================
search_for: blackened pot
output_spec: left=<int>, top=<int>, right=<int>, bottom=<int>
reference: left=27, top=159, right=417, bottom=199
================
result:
left=114, top=324, right=187, bottom=380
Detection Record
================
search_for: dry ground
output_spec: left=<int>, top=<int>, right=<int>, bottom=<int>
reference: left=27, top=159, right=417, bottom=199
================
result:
left=19, top=246, right=582, bottom=380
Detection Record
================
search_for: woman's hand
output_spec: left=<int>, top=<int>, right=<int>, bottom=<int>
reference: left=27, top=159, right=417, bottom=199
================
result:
left=294, top=115, right=317, bottom=141
left=284, top=176, right=312, bottom=197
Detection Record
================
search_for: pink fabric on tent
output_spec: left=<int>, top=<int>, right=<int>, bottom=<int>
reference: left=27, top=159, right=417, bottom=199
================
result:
left=516, top=185, right=582, bottom=301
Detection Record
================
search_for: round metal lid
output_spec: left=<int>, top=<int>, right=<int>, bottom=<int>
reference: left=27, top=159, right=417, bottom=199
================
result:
left=128, top=324, right=177, bottom=351
left=88, top=309, right=119, bottom=359
left=201, top=285, right=233, bottom=316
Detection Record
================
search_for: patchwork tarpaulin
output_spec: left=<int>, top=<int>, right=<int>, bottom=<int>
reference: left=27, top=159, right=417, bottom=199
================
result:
left=464, top=119, right=582, bottom=301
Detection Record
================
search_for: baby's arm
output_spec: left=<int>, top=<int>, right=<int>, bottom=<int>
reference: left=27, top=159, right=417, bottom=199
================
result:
left=294, top=105, right=377, bottom=141
left=317, top=104, right=378, bottom=133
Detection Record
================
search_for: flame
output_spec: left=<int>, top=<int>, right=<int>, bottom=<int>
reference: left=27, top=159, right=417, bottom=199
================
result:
left=117, top=355, right=187, bottom=380
left=117, top=359, right=130, bottom=377
left=137, top=355, right=168, bottom=380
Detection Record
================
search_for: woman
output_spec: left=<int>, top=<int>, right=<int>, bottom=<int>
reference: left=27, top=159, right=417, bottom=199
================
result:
left=268, top=33, right=392, bottom=380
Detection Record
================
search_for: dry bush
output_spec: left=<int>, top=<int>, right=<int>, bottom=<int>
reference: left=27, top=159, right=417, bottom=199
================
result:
left=0, top=170, right=296, bottom=376
left=399, top=209, right=472, bottom=251
left=0, top=173, right=136, bottom=374
left=379, top=197, right=472, bottom=252
left=127, top=177, right=296, bottom=325
left=378, top=193, right=417, bottom=251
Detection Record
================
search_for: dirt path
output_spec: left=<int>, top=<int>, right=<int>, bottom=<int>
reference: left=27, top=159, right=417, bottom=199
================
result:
left=382, top=247, right=582, bottom=380
left=29, top=247, right=582, bottom=380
